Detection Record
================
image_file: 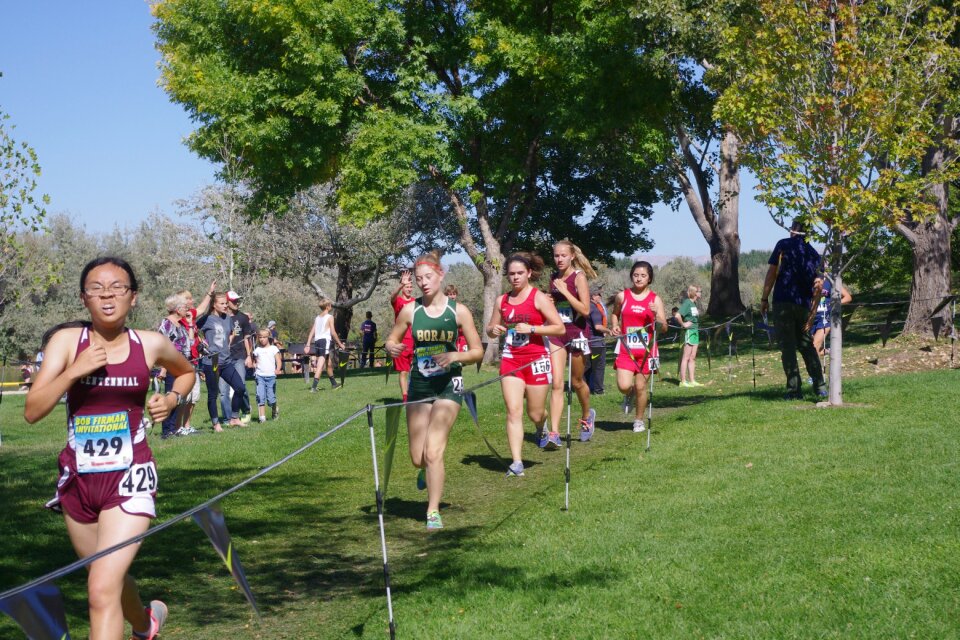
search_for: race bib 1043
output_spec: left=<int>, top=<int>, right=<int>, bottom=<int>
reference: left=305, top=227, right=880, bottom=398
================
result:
left=626, top=326, right=649, bottom=350
left=73, top=411, right=133, bottom=474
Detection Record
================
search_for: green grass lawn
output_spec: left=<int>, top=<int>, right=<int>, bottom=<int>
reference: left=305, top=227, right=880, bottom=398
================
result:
left=1, top=357, right=958, bottom=639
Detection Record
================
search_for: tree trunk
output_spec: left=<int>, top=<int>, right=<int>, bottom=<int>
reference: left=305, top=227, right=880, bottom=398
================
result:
left=899, top=181, right=954, bottom=337
left=708, top=232, right=743, bottom=317
left=676, top=125, right=746, bottom=318
left=900, top=115, right=958, bottom=336
left=827, top=228, right=844, bottom=406
left=333, top=261, right=353, bottom=340
left=479, top=261, right=502, bottom=363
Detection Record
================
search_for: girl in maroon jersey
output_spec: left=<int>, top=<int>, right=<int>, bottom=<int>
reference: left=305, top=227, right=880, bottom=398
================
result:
left=25, top=257, right=195, bottom=640
left=546, top=239, right=598, bottom=447
left=487, top=252, right=565, bottom=476
left=610, top=261, right=668, bottom=433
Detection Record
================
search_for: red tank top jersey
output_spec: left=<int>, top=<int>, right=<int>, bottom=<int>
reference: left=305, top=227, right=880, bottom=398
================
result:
left=499, top=288, right=549, bottom=360
left=615, top=289, right=657, bottom=354
left=66, top=327, right=151, bottom=453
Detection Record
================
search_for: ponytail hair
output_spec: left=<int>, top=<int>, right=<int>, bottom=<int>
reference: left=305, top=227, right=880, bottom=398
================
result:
left=554, top=239, right=598, bottom=280
left=414, top=249, right=444, bottom=275
left=505, top=251, right=546, bottom=281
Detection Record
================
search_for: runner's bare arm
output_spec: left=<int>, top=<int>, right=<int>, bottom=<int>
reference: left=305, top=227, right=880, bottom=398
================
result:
left=653, top=295, right=669, bottom=333
left=486, top=301, right=505, bottom=337
left=529, top=292, right=566, bottom=336
left=143, top=331, right=196, bottom=423
left=384, top=304, right=413, bottom=357
left=609, top=293, right=625, bottom=335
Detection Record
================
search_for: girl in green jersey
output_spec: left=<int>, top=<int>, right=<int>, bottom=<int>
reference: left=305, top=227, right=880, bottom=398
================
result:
left=385, top=251, right=483, bottom=529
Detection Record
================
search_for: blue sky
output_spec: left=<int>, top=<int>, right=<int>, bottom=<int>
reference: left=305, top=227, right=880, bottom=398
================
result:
left=0, top=2, right=785, bottom=258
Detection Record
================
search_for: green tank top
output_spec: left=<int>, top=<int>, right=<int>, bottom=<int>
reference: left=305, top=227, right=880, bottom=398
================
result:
left=409, top=297, right=461, bottom=399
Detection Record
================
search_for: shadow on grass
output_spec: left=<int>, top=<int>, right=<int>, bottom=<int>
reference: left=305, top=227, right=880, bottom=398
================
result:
left=460, top=452, right=523, bottom=473
left=359, top=497, right=451, bottom=522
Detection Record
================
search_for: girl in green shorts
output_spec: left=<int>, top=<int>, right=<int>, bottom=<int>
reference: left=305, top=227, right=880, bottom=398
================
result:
left=384, top=251, right=483, bottom=530
left=674, top=285, right=703, bottom=387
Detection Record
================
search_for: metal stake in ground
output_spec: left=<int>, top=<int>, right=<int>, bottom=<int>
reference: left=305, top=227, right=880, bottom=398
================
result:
left=564, top=350, right=572, bottom=512
left=748, top=309, right=757, bottom=389
left=365, top=405, right=396, bottom=640
left=0, top=355, right=5, bottom=447
left=646, top=329, right=655, bottom=452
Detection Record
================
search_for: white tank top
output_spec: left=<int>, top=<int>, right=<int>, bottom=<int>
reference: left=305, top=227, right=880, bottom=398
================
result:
left=312, top=313, right=332, bottom=343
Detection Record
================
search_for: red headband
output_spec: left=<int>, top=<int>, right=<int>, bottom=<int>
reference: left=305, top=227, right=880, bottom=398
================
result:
left=414, top=260, right=443, bottom=274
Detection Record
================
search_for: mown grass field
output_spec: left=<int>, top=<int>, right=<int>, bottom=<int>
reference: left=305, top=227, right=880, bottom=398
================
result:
left=1, top=346, right=958, bottom=639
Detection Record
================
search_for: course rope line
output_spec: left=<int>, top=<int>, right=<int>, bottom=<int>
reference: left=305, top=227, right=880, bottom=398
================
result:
left=0, top=406, right=366, bottom=602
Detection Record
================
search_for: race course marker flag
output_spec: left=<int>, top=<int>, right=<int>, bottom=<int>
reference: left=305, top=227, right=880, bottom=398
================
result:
left=0, top=581, right=71, bottom=640
left=193, top=503, right=260, bottom=617
left=381, top=405, right=401, bottom=497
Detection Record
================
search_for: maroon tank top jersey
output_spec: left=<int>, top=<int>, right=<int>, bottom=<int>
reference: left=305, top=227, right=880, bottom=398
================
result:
left=550, top=270, right=591, bottom=350
left=66, top=327, right=152, bottom=466
left=50, top=327, right=158, bottom=523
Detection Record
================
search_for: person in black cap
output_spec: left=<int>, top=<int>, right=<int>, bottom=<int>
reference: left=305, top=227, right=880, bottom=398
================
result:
left=761, top=219, right=825, bottom=399
left=225, top=290, right=254, bottom=423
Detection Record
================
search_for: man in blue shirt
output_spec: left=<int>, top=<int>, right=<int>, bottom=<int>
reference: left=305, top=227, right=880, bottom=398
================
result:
left=359, top=311, right=378, bottom=368
left=760, top=219, right=825, bottom=399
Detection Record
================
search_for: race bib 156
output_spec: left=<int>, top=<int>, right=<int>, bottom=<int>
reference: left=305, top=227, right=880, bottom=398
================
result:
left=506, top=327, right=530, bottom=349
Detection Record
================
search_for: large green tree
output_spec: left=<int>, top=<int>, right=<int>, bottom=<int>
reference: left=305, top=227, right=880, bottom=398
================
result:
left=153, top=0, right=673, bottom=359
left=638, top=0, right=755, bottom=317
left=716, top=0, right=960, bottom=404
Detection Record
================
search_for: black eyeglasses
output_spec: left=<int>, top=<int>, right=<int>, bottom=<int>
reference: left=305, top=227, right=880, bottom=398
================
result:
left=83, top=284, right=133, bottom=297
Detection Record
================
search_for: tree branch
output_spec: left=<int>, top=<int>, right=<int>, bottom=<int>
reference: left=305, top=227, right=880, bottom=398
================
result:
left=333, top=259, right=385, bottom=309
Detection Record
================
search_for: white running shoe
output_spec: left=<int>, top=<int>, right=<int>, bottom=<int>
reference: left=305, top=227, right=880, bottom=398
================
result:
left=632, top=419, right=646, bottom=433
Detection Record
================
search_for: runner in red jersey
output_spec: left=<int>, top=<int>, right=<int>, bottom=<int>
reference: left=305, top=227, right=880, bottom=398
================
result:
left=610, top=261, right=668, bottom=434
left=487, top=252, right=565, bottom=476
left=390, top=270, right=416, bottom=401
left=25, top=257, right=195, bottom=640
left=546, top=239, right=599, bottom=446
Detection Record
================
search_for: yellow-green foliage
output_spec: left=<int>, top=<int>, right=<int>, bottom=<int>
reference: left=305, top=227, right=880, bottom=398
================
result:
left=715, top=0, right=960, bottom=233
